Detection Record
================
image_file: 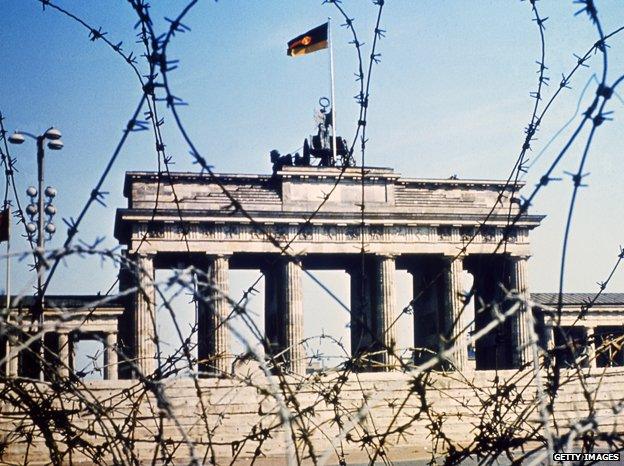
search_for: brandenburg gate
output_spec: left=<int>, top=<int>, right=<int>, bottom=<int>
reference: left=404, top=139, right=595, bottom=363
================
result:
left=114, top=165, right=543, bottom=378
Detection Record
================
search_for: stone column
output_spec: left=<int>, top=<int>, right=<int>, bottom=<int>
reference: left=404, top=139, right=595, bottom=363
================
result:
left=6, top=335, right=19, bottom=377
left=198, top=254, right=231, bottom=376
left=104, top=332, right=118, bottom=380
left=544, top=323, right=555, bottom=354
left=374, top=255, right=398, bottom=369
left=133, top=252, right=157, bottom=378
left=281, top=257, right=305, bottom=376
left=442, top=256, right=468, bottom=371
left=586, top=327, right=597, bottom=369
left=510, top=256, right=531, bottom=368
left=349, top=263, right=374, bottom=359
left=57, top=332, right=70, bottom=378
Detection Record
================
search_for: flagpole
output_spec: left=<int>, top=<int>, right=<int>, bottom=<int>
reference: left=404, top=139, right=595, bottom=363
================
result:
left=3, top=206, right=13, bottom=377
left=328, top=17, right=338, bottom=166
left=4, top=206, right=9, bottom=318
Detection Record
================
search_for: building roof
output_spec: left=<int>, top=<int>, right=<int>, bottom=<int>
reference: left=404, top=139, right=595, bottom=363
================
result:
left=531, top=293, right=624, bottom=306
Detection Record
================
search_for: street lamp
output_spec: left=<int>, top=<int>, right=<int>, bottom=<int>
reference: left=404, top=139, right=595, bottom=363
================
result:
left=8, top=127, right=62, bottom=379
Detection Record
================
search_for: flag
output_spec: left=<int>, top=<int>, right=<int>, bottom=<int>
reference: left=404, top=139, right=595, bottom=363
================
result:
left=287, top=23, right=328, bottom=57
left=0, top=208, right=9, bottom=243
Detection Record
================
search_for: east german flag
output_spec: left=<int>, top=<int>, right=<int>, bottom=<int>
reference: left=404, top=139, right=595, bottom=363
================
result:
left=287, top=23, right=328, bottom=57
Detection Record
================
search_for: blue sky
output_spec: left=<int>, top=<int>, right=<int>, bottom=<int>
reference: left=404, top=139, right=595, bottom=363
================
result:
left=2, top=1, right=624, bottom=367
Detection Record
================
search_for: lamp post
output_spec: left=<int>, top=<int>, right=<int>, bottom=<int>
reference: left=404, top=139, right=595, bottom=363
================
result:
left=8, top=128, right=62, bottom=379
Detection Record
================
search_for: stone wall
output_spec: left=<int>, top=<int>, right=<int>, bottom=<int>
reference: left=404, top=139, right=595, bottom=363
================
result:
left=1, top=368, right=623, bottom=464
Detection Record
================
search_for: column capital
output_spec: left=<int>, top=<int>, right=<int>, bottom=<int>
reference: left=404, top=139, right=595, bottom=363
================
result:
left=278, top=253, right=305, bottom=265
left=104, top=332, right=118, bottom=345
left=120, top=250, right=155, bottom=270
left=134, top=250, right=157, bottom=260
left=441, top=254, right=465, bottom=267
left=205, top=252, right=232, bottom=260
left=374, top=253, right=397, bottom=260
left=200, top=253, right=231, bottom=272
left=510, top=254, right=531, bottom=262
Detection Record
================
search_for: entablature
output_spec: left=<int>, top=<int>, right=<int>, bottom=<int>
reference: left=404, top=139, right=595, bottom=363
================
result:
left=118, top=216, right=534, bottom=256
